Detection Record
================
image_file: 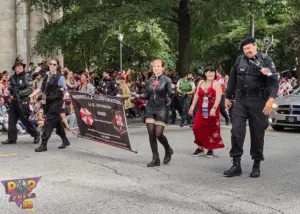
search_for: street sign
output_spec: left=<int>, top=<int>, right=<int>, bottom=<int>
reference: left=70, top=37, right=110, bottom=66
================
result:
left=263, top=37, right=271, bottom=45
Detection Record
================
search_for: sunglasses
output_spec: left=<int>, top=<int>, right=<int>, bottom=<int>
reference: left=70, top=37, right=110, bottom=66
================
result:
left=49, top=63, right=57, bottom=66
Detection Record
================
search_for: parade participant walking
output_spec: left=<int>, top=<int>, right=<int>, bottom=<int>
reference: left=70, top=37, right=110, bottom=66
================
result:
left=224, top=37, right=279, bottom=178
left=189, top=67, right=224, bottom=157
left=29, top=59, right=70, bottom=152
left=98, top=69, right=118, bottom=96
left=216, top=71, right=230, bottom=125
left=2, top=61, right=40, bottom=145
left=177, top=72, right=196, bottom=127
left=136, top=59, right=175, bottom=167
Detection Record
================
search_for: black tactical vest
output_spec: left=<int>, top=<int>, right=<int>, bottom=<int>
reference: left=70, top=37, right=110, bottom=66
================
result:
left=236, top=55, right=267, bottom=93
left=10, top=73, right=30, bottom=101
left=11, top=73, right=27, bottom=93
left=41, top=72, right=63, bottom=103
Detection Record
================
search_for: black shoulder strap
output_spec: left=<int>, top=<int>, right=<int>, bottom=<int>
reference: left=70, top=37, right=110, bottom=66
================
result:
left=11, top=74, right=17, bottom=85
left=262, top=53, right=267, bottom=60
left=55, top=72, right=61, bottom=82
left=238, top=55, right=246, bottom=67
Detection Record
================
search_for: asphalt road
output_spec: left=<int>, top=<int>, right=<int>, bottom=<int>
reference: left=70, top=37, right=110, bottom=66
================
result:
left=0, top=123, right=300, bottom=214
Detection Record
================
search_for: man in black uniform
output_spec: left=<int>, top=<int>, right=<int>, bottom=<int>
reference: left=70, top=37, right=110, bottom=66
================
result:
left=98, top=69, right=118, bottom=96
left=224, top=37, right=279, bottom=178
left=2, top=61, right=40, bottom=145
left=29, top=59, right=70, bottom=152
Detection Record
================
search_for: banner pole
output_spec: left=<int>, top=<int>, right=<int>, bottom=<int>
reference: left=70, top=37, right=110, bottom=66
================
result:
left=122, top=100, right=138, bottom=154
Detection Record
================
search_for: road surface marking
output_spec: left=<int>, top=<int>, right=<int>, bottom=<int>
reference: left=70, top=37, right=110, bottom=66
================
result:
left=0, top=154, right=16, bottom=157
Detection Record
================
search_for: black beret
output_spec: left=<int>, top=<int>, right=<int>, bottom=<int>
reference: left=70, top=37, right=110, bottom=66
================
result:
left=240, top=36, right=256, bottom=50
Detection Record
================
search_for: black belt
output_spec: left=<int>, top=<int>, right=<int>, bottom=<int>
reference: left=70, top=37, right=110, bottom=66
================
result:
left=238, top=90, right=260, bottom=98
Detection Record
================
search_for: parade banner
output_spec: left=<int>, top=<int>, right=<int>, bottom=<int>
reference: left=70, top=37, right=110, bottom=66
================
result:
left=69, top=91, right=134, bottom=152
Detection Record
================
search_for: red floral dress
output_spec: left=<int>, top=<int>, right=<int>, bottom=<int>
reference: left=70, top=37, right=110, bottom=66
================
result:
left=192, top=81, right=224, bottom=150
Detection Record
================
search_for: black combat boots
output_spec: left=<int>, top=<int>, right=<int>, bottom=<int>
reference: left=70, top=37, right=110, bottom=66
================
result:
left=2, top=139, right=17, bottom=144
left=147, top=155, right=160, bottom=167
left=33, top=133, right=40, bottom=144
left=58, top=138, right=70, bottom=149
left=250, top=160, right=261, bottom=178
left=223, top=158, right=242, bottom=177
left=163, top=147, right=173, bottom=164
left=35, top=141, right=47, bottom=152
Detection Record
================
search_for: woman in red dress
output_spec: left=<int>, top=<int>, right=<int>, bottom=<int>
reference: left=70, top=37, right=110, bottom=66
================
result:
left=189, top=67, right=224, bottom=157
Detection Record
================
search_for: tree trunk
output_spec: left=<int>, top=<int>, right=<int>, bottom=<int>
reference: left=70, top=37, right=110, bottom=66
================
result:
left=177, top=0, right=190, bottom=78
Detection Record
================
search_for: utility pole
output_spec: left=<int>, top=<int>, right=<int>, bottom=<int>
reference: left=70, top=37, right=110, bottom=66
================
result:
left=250, top=15, right=254, bottom=37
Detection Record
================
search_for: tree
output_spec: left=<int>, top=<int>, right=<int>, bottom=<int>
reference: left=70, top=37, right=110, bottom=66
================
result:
left=25, top=0, right=296, bottom=77
left=25, top=0, right=259, bottom=76
left=190, top=0, right=292, bottom=74
left=26, top=1, right=175, bottom=72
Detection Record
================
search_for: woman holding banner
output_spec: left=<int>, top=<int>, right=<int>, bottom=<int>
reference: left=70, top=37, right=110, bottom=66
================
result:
left=136, top=59, right=175, bottom=167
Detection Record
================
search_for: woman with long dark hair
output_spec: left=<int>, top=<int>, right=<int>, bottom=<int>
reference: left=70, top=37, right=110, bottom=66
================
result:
left=78, top=72, right=95, bottom=95
left=189, top=67, right=224, bottom=157
left=136, top=59, right=175, bottom=167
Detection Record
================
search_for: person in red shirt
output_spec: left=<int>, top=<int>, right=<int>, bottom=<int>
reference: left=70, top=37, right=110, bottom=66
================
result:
left=216, top=71, right=230, bottom=125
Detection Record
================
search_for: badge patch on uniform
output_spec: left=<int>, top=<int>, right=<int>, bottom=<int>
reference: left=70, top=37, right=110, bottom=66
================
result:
left=19, top=80, right=22, bottom=84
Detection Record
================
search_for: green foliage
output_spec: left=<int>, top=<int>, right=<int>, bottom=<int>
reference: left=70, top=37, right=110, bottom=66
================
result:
left=24, top=0, right=300, bottom=76
left=30, top=1, right=175, bottom=72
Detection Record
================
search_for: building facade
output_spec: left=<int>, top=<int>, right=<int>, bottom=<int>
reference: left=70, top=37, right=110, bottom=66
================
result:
left=0, top=0, right=63, bottom=72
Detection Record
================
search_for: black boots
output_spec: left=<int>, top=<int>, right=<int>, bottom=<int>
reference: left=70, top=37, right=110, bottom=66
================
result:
left=179, top=121, right=184, bottom=127
left=163, top=147, right=173, bottom=164
left=2, top=139, right=17, bottom=144
left=250, top=160, right=261, bottom=178
left=147, top=155, right=160, bottom=167
left=147, top=147, right=174, bottom=167
left=58, top=138, right=70, bottom=149
left=224, top=158, right=261, bottom=178
left=33, top=133, right=40, bottom=144
left=223, top=158, right=242, bottom=177
left=35, top=141, right=47, bottom=152
left=35, top=138, right=70, bottom=152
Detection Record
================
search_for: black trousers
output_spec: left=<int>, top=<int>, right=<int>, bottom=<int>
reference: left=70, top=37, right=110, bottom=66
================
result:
left=41, top=101, right=67, bottom=142
left=8, top=102, right=39, bottom=141
left=230, top=95, right=269, bottom=161
left=171, top=96, right=182, bottom=122
left=220, top=95, right=229, bottom=121
left=179, top=96, right=192, bottom=123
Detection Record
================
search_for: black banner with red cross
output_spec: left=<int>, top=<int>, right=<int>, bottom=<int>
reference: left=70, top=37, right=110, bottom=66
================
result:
left=69, top=91, right=134, bottom=152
